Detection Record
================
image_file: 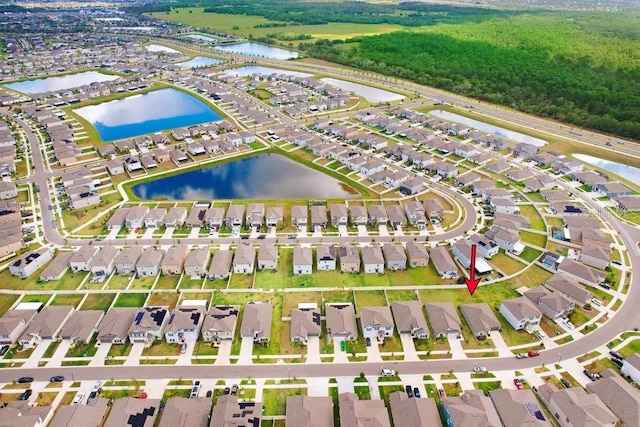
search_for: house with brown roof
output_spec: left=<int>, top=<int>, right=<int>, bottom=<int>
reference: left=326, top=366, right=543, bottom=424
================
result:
left=0, top=308, right=38, bottom=344
left=104, top=397, right=161, bottom=427
left=330, top=203, right=348, bottom=226
left=424, top=302, right=462, bottom=338
left=19, top=305, right=74, bottom=347
left=382, top=243, right=407, bottom=271
left=543, top=273, right=593, bottom=306
left=210, top=395, right=262, bottom=427
left=443, top=390, right=502, bottom=427
left=208, top=250, right=233, bottom=280
left=489, top=389, right=552, bottom=427
left=586, top=370, right=640, bottom=427
left=204, top=207, right=225, bottom=229
left=405, top=241, right=429, bottom=268
left=164, top=207, right=187, bottom=227
left=158, top=397, right=212, bottom=427
left=579, top=243, right=610, bottom=270
left=317, top=245, right=336, bottom=271
left=161, top=245, right=188, bottom=275
left=59, top=310, right=104, bottom=344
left=524, top=286, right=575, bottom=320
left=136, top=248, right=165, bottom=277
left=459, top=303, right=501, bottom=340
left=50, top=397, right=110, bottom=427
left=286, top=395, right=333, bottom=427
left=114, top=246, right=143, bottom=275
left=360, top=306, right=394, bottom=342
left=0, top=402, right=53, bottom=427
left=391, top=301, right=429, bottom=339
left=246, top=203, right=265, bottom=228
left=557, top=258, right=607, bottom=287
left=201, top=305, right=239, bottom=344
left=258, top=243, right=278, bottom=270
left=499, top=297, right=542, bottom=331
left=339, top=392, right=391, bottom=427
left=290, top=305, right=321, bottom=343
left=241, top=302, right=273, bottom=343
left=310, top=205, right=328, bottom=228
left=89, top=245, right=119, bottom=275
left=40, top=251, right=74, bottom=281
left=386, top=204, right=407, bottom=227
left=362, top=245, right=384, bottom=274
left=325, top=303, right=358, bottom=342
left=225, top=204, right=245, bottom=227
left=184, top=247, right=211, bottom=277
left=429, top=246, right=458, bottom=278
left=404, top=201, right=426, bottom=227
left=266, top=206, right=284, bottom=228
left=339, top=244, right=360, bottom=273
left=368, top=204, right=388, bottom=225
left=291, top=205, right=308, bottom=228
left=97, top=307, right=138, bottom=344
left=537, top=383, right=618, bottom=427
left=389, top=392, right=442, bottom=427
left=233, top=243, right=256, bottom=274
left=164, top=305, right=205, bottom=343
left=128, top=306, right=169, bottom=344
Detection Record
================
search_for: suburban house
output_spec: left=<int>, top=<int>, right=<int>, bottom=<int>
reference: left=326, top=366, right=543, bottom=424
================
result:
left=233, top=243, right=256, bottom=274
left=443, top=390, right=502, bottom=427
left=204, top=207, right=226, bottom=229
left=368, top=204, right=388, bottom=225
left=225, top=204, right=245, bottom=227
left=286, top=396, right=334, bottom=427
left=210, top=395, right=262, bottom=427
left=293, top=246, right=313, bottom=275
left=265, top=206, right=284, bottom=228
left=423, top=198, right=445, bottom=223
left=124, top=206, right=149, bottom=230
left=316, top=244, right=337, bottom=271
left=128, top=306, right=169, bottom=344
left=161, top=245, right=188, bottom=275
left=459, top=303, right=501, bottom=340
left=557, top=258, right=606, bottom=287
left=469, top=234, right=499, bottom=259
left=59, top=310, right=104, bottom=345
left=424, top=302, right=462, bottom=338
left=257, top=243, right=279, bottom=270
left=360, top=306, right=394, bottom=342
left=544, top=273, right=593, bottom=306
left=349, top=205, right=368, bottom=226
left=104, top=397, right=161, bottom=427
left=362, top=245, right=384, bottom=274
left=390, top=301, right=429, bottom=339
left=164, top=207, right=187, bottom=227
left=97, top=307, right=138, bottom=344
left=208, top=250, right=233, bottom=280
left=240, top=302, right=273, bottom=343
left=489, top=389, right=552, bottom=427
left=201, top=305, right=239, bottom=344
left=386, top=205, right=407, bottom=227
left=291, top=205, right=308, bottom=228
left=144, top=208, right=166, bottom=228
left=491, top=198, right=518, bottom=214
left=0, top=308, right=39, bottom=344
left=489, top=228, right=524, bottom=255
left=136, top=248, right=165, bottom=277
left=158, top=397, right=212, bottom=427
left=310, top=205, right=328, bottom=228
left=339, top=244, right=361, bottom=273
left=586, top=370, right=640, bottom=427
left=429, top=246, right=458, bottom=278
left=537, top=383, right=618, bottom=427
left=89, top=245, right=119, bottom=276
left=19, top=305, right=74, bottom=347
left=579, top=244, right=610, bottom=270
left=382, top=243, right=407, bottom=271
left=621, top=353, right=640, bottom=384
left=290, top=304, right=321, bottom=343
left=389, top=392, right=442, bottom=427
left=524, top=286, right=575, bottom=321
left=330, top=204, right=348, bottom=226
left=613, top=196, right=640, bottom=212
left=325, top=303, right=358, bottom=342
left=164, top=305, right=205, bottom=344
left=246, top=203, right=265, bottom=228
left=339, top=393, right=391, bottom=427
left=114, top=246, right=143, bottom=275
left=50, top=397, right=111, bottom=426
left=595, top=182, right=633, bottom=198
left=184, top=247, right=211, bottom=277
left=452, top=239, right=493, bottom=275
left=404, top=201, right=427, bottom=227
left=40, top=251, right=73, bottom=281
left=9, top=247, right=54, bottom=279
left=499, top=297, right=542, bottom=331
left=406, top=241, right=429, bottom=267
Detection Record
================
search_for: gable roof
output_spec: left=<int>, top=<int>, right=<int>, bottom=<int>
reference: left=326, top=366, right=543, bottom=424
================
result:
left=240, top=302, right=273, bottom=339
left=586, top=369, right=640, bottom=427
left=424, top=302, right=461, bottom=336
left=286, top=395, right=333, bottom=427
left=459, top=303, right=501, bottom=337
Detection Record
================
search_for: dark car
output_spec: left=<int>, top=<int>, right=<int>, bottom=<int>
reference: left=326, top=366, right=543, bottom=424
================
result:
left=365, top=337, right=371, bottom=347
left=560, top=378, right=571, bottom=388
left=583, top=369, right=598, bottom=381
left=86, top=391, right=97, bottom=404
left=18, top=389, right=32, bottom=401
left=611, top=357, right=624, bottom=368
left=50, top=375, right=65, bottom=382
left=223, top=387, right=230, bottom=395
left=231, top=384, right=238, bottom=396
left=17, top=377, right=33, bottom=384
left=610, top=350, right=624, bottom=360
left=0, top=345, right=9, bottom=356
left=206, top=390, right=213, bottom=398
left=413, top=387, right=421, bottom=398
left=405, top=385, right=413, bottom=398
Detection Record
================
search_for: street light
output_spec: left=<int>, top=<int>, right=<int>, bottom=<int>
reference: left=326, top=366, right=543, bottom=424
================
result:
left=71, top=371, right=75, bottom=383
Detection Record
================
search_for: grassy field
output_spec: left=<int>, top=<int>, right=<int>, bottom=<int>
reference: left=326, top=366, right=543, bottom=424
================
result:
left=113, top=293, right=148, bottom=308
left=262, top=387, right=306, bottom=415
left=80, top=293, right=115, bottom=311
left=0, top=294, right=19, bottom=316
left=518, top=205, right=546, bottom=231
left=146, top=293, right=180, bottom=310
left=520, top=230, right=547, bottom=248
left=51, top=294, right=85, bottom=308
left=490, top=253, right=526, bottom=276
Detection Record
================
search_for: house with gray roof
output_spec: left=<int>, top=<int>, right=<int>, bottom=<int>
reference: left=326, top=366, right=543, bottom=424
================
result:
left=339, top=244, right=360, bottom=273
left=144, top=208, right=166, bottom=228
left=204, top=207, right=225, bottom=229
left=164, top=207, right=187, bottom=227
left=316, top=244, right=336, bottom=271
left=459, top=303, right=501, bottom=340
left=208, top=250, right=233, bottom=280
left=613, top=196, right=640, bottom=212
left=544, top=273, right=593, bottom=306
left=360, top=306, right=394, bottom=342
left=391, top=301, right=429, bottom=339
left=386, top=204, right=407, bottom=227
left=404, top=201, right=426, bottom=227
left=290, top=305, right=321, bottom=343
left=499, top=297, right=542, bottom=331
left=19, top=305, right=74, bottom=347
left=349, top=205, right=368, bottom=226
left=330, top=203, right=348, bottom=226
left=286, top=395, right=333, bottom=427
left=310, top=205, right=328, bottom=228
left=246, top=203, right=265, bottom=228
left=9, top=247, right=54, bottom=279
left=293, top=245, right=313, bottom=275
left=136, top=248, right=164, bottom=277
left=225, top=204, right=245, bottom=227
left=69, top=246, right=97, bottom=272
left=443, top=390, right=502, bottom=427
left=557, top=258, right=607, bottom=287
left=368, top=204, right=388, bottom=225
left=389, top=392, right=442, bottom=427
left=50, top=397, right=110, bottom=427
left=59, top=310, right=103, bottom=345
left=266, top=206, right=284, bottom=227
left=424, top=302, right=462, bottom=338
left=362, top=245, right=384, bottom=274
left=201, top=305, right=239, bottom=344
left=524, top=286, right=575, bottom=320
left=98, top=307, right=137, bottom=344
left=580, top=243, right=610, bottom=270
left=586, top=370, right=640, bottom=427
left=406, top=241, right=429, bottom=268
left=258, top=242, right=279, bottom=270
left=104, top=397, right=161, bottom=427
left=291, top=205, right=308, bottom=227
left=128, top=306, right=169, bottom=344
left=0, top=401, right=52, bottom=427
left=164, top=305, right=205, bottom=343
left=537, top=383, right=618, bottom=427
left=339, top=392, right=390, bottom=427
left=89, top=245, right=119, bottom=275
left=40, top=251, right=74, bottom=281
left=382, top=243, right=407, bottom=271
left=210, top=395, right=262, bottom=427
left=429, top=246, right=458, bottom=278
left=0, top=309, right=38, bottom=344
left=114, top=246, right=143, bottom=275
left=184, top=247, right=211, bottom=277
left=241, top=302, right=273, bottom=343
left=489, top=389, right=551, bottom=427
left=621, top=353, right=640, bottom=385
left=325, top=303, right=358, bottom=342
left=158, top=397, right=212, bottom=427
left=161, top=245, right=188, bottom=275
left=233, top=243, right=255, bottom=274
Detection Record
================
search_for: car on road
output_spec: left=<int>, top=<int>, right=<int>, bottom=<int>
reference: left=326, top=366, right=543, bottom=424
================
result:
left=0, top=345, right=9, bottom=356
left=51, top=220, right=56, bottom=228
left=92, top=381, right=102, bottom=391
left=381, top=369, right=395, bottom=377
left=47, top=205, right=52, bottom=210
left=473, top=365, right=488, bottom=373
left=405, top=385, right=413, bottom=398
left=231, top=384, right=238, bottom=396
left=610, top=350, right=623, bottom=360
left=560, top=378, right=571, bottom=388
left=18, top=389, right=32, bottom=401
left=516, top=353, right=528, bottom=359
left=599, top=283, right=612, bottom=290
left=50, top=376, right=65, bottom=382
left=513, top=379, right=524, bottom=390
left=612, top=260, right=622, bottom=266
left=413, top=387, right=421, bottom=398
left=17, top=377, right=33, bottom=384
left=528, top=350, right=540, bottom=357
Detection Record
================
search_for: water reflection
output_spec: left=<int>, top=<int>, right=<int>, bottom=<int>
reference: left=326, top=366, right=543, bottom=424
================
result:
left=573, top=154, right=640, bottom=182
left=133, top=154, right=358, bottom=200
left=321, top=78, right=405, bottom=103
left=177, top=57, right=224, bottom=68
left=4, top=71, right=120, bottom=94
left=213, top=42, right=299, bottom=59
left=146, top=44, right=180, bottom=54
left=429, top=110, right=547, bottom=147
left=223, top=65, right=312, bottom=78
left=74, top=88, right=221, bottom=142
left=185, top=34, right=218, bottom=42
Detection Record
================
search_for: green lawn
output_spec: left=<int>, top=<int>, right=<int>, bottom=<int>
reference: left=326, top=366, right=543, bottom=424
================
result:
left=146, top=293, right=180, bottom=310
left=385, top=290, right=419, bottom=302
left=113, top=293, right=148, bottom=307
left=282, top=292, right=323, bottom=316
left=155, top=274, right=181, bottom=290
left=65, top=335, right=99, bottom=358
left=50, top=293, right=84, bottom=308
left=19, top=294, right=52, bottom=304
left=520, top=230, right=547, bottom=248
left=228, top=273, right=254, bottom=289
left=354, top=290, right=387, bottom=312
left=262, top=387, right=306, bottom=415
left=43, top=272, right=89, bottom=291
left=43, top=341, right=61, bottom=358
left=80, top=293, right=115, bottom=311
left=474, top=381, right=502, bottom=395
left=519, top=247, right=543, bottom=263
left=107, top=274, right=133, bottom=290
left=180, top=277, right=205, bottom=290
left=518, top=205, right=546, bottom=231
left=129, top=276, right=156, bottom=290
left=0, top=294, right=19, bottom=316
left=490, top=253, right=527, bottom=275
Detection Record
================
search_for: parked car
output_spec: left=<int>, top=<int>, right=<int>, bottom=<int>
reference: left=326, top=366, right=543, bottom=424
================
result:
left=0, top=345, right=9, bottom=356
left=591, top=298, right=603, bottom=307
left=583, top=369, right=599, bottom=381
left=528, top=350, right=540, bottom=357
left=513, top=379, right=524, bottom=390
left=50, top=375, right=65, bottom=382
left=86, top=391, right=97, bottom=404
left=365, top=337, right=371, bottom=347
left=516, top=353, right=528, bottom=359
left=206, top=390, right=213, bottom=398
left=560, top=378, right=571, bottom=388
left=413, top=387, right=421, bottom=398
left=381, top=369, right=395, bottom=377
left=72, top=393, right=84, bottom=405
left=610, top=350, right=624, bottom=360
left=17, top=377, right=33, bottom=384
left=18, top=389, right=32, bottom=401
left=405, top=385, right=413, bottom=398
left=611, top=357, right=624, bottom=368
left=180, top=343, right=187, bottom=354
left=231, top=384, right=238, bottom=396
left=223, top=387, right=230, bottom=395
left=473, top=365, right=488, bottom=373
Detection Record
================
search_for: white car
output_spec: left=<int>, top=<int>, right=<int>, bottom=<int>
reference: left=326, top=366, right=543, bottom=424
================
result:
left=591, top=298, right=603, bottom=307
left=381, top=369, right=396, bottom=377
left=473, top=366, right=488, bottom=373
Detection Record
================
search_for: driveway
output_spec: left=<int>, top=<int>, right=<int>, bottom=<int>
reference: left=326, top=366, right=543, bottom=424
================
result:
left=89, top=343, right=112, bottom=367
left=176, top=339, right=196, bottom=366
left=46, top=340, right=73, bottom=367
left=106, top=227, right=120, bottom=240
left=188, top=227, right=201, bottom=238
left=338, top=225, right=349, bottom=237
left=447, top=334, right=467, bottom=359
left=123, top=343, right=145, bottom=366
left=161, top=227, right=175, bottom=239
left=489, top=331, right=514, bottom=358
left=215, top=340, right=232, bottom=365
left=399, top=334, right=419, bottom=361
left=365, top=340, right=383, bottom=363
left=333, top=340, right=349, bottom=363
left=378, top=225, right=389, bottom=237
left=237, top=337, right=254, bottom=365
left=357, top=225, right=368, bottom=236
left=22, top=339, right=51, bottom=368
left=305, top=337, right=321, bottom=364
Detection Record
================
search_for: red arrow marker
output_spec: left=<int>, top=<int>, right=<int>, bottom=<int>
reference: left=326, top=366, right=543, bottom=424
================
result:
left=464, top=244, right=480, bottom=296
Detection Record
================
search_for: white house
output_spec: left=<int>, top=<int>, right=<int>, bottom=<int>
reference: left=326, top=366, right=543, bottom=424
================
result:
left=293, top=246, right=313, bottom=276
left=499, top=297, right=542, bottom=331
left=316, top=245, right=336, bottom=271
left=360, top=306, right=394, bottom=342
left=621, top=353, right=640, bottom=384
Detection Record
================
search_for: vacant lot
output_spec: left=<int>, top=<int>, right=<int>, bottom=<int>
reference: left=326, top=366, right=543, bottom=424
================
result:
left=80, top=293, right=115, bottom=311
left=113, top=293, right=148, bottom=308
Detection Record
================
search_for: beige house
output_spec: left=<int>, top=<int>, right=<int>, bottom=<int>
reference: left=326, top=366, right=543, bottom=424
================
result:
left=390, top=301, right=429, bottom=339
left=406, top=241, right=429, bottom=267
left=257, top=243, right=278, bottom=270
left=104, top=397, right=161, bottom=427
left=158, top=398, right=212, bottom=427
left=201, top=305, right=239, bottom=344
left=325, top=303, right=358, bottom=342
left=0, top=309, right=38, bottom=344
left=183, top=247, right=211, bottom=277
left=59, top=310, right=104, bottom=344
left=389, top=392, right=442, bottom=427
left=339, top=392, right=390, bottom=427
left=339, top=244, right=360, bottom=273
left=290, top=305, right=321, bottom=343
left=210, top=395, right=262, bottom=427
left=98, top=307, right=138, bottom=344
left=164, top=305, right=205, bottom=343
left=161, top=245, right=188, bottom=275
left=286, top=395, right=333, bottom=427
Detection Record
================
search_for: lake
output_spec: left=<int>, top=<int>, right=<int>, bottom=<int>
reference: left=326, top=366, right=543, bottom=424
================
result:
left=429, top=110, right=548, bottom=147
left=321, top=78, right=404, bottom=103
left=177, top=57, right=224, bottom=68
left=146, top=44, right=180, bottom=54
left=185, top=34, right=218, bottom=42
left=213, top=42, right=299, bottom=59
left=573, top=154, right=640, bottom=183
left=4, top=71, right=120, bottom=94
left=223, top=65, right=312, bottom=79
left=74, top=88, right=221, bottom=142
left=132, top=153, right=358, bottom=200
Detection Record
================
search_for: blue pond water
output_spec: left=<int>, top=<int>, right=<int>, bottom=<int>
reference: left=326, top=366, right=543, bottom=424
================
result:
left=73, top=88, right=221, bottom=142
left=4, top=71, right=120, bottom=94
left=177, top=57, right=224, bottom=68
left=132, top=153, right=357, bottom=200
left=573, top=154, right=640, bottom=182
left=213, top=42, right=299, bottom=59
